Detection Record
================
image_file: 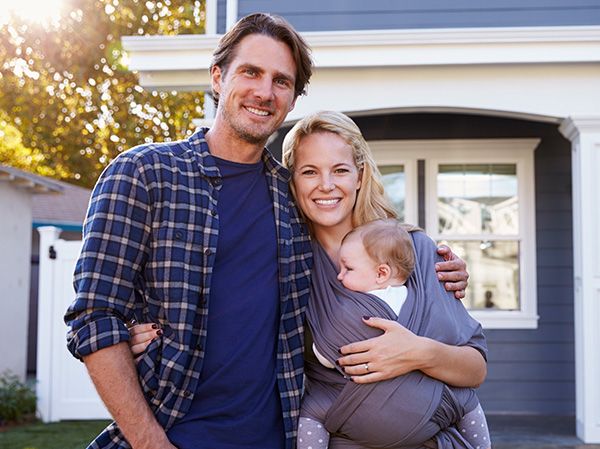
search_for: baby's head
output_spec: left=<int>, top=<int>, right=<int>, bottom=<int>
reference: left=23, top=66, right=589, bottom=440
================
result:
left=337, top=219, right=415, bottom=292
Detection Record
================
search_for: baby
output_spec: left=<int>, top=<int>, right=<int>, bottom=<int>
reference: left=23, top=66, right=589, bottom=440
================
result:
left=300, top=219, right=491, bottom=449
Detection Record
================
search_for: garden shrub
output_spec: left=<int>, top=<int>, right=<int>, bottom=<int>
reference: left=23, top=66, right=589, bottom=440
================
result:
left=0, top=372, right=36, bottom=425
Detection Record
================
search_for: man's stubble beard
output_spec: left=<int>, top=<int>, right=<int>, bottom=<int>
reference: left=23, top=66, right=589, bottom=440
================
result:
left=222, top=104, right=276, bottom=147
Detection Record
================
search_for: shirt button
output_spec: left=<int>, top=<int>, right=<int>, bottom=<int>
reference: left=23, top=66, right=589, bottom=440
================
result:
left=174, top=231, right=184, bottom=240
left=211, top=178, right=222, bottom=186
left=197, top=344, right=203, bottom=351
left=183, top=390, right=192, bottom=398
left=211, top=209, right=217, bottom=217
left=204, top=248, right=212, bottom=256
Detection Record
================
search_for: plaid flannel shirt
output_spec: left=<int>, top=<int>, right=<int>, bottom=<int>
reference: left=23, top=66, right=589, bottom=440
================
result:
left=65, top=129, right=313, bottom=449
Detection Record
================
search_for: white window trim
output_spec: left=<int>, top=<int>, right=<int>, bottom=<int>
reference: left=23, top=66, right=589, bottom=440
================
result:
left=369, top=141, right=419, bottom=226
left=370, top=138, right=540, bottom=329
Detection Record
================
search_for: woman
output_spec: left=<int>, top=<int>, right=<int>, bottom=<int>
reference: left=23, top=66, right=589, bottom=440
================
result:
left=282, top=111, right=488, bottom=448
left=129, top=111, right=487, bottom=448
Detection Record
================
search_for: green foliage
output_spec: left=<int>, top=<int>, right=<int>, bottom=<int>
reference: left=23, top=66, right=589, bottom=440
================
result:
left=0, top=0, right=207, bottom=187
left=0, top=372, right=36, bottom=424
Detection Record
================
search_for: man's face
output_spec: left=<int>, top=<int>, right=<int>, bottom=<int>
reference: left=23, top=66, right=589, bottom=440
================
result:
left=211, top=34, right=298, bottom=145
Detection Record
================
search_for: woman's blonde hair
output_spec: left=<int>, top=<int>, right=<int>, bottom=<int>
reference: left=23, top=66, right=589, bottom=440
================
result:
left=282, top=111, right=397, bottom=228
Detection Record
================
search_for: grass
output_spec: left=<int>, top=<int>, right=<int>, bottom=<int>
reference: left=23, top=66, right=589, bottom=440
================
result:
left=0, top=420, right=110, bottom=449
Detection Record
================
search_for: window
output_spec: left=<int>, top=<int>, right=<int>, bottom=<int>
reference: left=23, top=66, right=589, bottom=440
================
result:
left=380, top=165, right=407, bottom=223
left=370, top=139, right=539, bottom=329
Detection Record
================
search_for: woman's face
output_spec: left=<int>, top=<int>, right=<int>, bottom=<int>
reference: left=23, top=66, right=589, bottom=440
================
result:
left=292, top=131, right=362, bottom=236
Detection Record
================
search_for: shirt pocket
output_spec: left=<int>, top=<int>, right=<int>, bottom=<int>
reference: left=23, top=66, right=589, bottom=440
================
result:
left=145, top=225, right=203, bottom=305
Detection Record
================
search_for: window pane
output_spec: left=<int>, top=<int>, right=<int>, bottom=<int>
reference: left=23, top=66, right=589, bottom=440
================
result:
left=380, top=165, right=405, bottom=222
left=438, top=164, right=518, bottom=235
left=440, top=240, right=520, bottom=311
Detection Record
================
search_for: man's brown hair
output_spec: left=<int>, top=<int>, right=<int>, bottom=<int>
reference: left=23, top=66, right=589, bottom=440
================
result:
left=210, top=13, right=313, bottom=106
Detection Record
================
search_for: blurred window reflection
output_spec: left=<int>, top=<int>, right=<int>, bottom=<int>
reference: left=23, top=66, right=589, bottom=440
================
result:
left=439, top=240, right=519, bottom=310
left=380, top=165, right=406, bottom=223
left=438, top=164, right=518, bottom=235
left=437, top=164, right=520, bottom=311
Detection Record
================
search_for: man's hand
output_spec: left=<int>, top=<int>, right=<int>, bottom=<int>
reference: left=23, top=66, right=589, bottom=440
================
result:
left=436, top=244, right=469, bottom=299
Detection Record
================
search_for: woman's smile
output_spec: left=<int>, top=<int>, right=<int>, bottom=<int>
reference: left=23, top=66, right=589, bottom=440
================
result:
left=292, top=131, right=362, bottom=235
left=313, top=198, right=341, bottom=206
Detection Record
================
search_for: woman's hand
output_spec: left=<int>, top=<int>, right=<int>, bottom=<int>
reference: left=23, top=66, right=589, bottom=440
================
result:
left=337, top=317, right=486, bottom=387
left=336, top=317, right=430, bottom=384
left=127, top=322, right=162, bottom=359
left=436, top=245, right=469, bottom=299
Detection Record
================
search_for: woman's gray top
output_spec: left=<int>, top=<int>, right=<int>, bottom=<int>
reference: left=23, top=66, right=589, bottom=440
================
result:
left=304, top=231, right=487, bottom=448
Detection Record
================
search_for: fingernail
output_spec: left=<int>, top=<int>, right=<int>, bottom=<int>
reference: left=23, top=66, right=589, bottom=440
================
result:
left=338, top=348, right=343, bottom=354
left=362, top=315, right=371, bottom=320
left=335, top=359, right=340, bottom=366
left=156, top=329, right=163, bottom=336
left=151, top=323, right=158, bottom=329
left=437, top=273, right=443, bottom=279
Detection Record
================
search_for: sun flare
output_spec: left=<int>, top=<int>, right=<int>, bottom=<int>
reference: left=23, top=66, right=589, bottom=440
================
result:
left=0, top=0, right=65, bottom=25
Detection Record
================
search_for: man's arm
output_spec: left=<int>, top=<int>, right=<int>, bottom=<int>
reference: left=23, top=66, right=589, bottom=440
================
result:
left=84, top=343, right=176, bottom=449
left=66, top=152, right=153, bottom=359
left=65, top=153, right=173, bottom=447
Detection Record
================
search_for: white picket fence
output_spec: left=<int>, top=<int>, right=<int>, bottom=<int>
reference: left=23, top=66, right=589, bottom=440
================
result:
left=36, top=226, right=110, bottom=422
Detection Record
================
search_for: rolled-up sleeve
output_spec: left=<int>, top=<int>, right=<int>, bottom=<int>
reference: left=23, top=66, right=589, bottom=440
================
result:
left=65, top=152, right=152, bottom=359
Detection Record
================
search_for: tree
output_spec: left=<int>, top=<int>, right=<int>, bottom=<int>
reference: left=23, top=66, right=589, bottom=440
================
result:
left=0, top=110, right=55, bottom=176
left=0, top=0, right=207, bottom=187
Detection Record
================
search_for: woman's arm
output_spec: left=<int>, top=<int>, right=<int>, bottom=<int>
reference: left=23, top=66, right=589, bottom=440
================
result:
left=419, top=334, right=486, bottom=387
left=336, top=317, right=486, bottom=387
left=338, top=232, right=485, bottom=387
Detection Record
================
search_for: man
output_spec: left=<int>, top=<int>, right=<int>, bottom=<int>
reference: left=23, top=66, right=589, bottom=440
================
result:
left=65, top=13, right=469, bottom=449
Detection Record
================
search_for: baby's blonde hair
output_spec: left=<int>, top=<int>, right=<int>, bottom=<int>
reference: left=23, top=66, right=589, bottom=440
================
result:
left=344, top=219, right=416, bottom=282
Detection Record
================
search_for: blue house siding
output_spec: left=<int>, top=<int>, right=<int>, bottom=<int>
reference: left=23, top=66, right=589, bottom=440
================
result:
left=238, top=0, right=600, bottom=31
left=217, top=0, right=228, bottom=33
left=271, top=112, right=575, bottom=415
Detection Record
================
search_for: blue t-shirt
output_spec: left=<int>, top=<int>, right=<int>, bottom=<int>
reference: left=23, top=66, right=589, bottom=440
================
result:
left=167, top=156, right=283, bottom=448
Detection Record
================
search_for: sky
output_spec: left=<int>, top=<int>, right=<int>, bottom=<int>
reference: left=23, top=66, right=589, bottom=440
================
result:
left=0, top=0, right=65, bottom=26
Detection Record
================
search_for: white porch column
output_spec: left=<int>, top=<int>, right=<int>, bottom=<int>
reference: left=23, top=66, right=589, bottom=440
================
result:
left=559, top=117, right=600, bottom=444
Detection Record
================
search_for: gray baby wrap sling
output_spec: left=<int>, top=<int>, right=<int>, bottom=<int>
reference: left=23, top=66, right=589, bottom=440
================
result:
left=303, top=231, right=487, bottom=449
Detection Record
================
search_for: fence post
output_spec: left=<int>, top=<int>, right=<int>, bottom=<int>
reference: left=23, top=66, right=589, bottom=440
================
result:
left=36, top=226, right=62, bottom=422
